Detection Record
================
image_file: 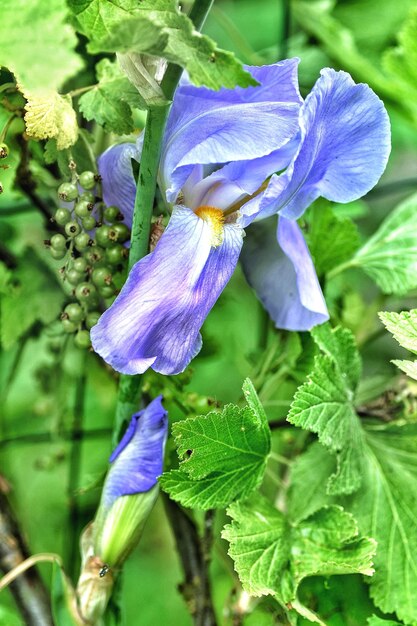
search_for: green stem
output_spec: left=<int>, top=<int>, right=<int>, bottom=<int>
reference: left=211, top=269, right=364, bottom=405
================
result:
left=112, top=0, right=215, bottom=444
left=326, top=259, right=358, bottom=280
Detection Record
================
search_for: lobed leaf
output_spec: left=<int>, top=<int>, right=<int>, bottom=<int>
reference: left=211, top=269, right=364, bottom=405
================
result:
left=354, top=193, right=417, bottom=294
left=79, top=59, right=144, bottom=134
left=222, top=494, right=375, bottom=603
left=290, top=424, right=417, bottom=625
left=0, top=0, right=82, bottom=93
left=70, top=0, right=256, bottom=90
left=160, top=383, right=271, bottom=509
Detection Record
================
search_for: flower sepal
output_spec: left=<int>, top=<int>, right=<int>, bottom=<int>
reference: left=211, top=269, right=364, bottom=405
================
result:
left=93, top=484, right=159, bottom=569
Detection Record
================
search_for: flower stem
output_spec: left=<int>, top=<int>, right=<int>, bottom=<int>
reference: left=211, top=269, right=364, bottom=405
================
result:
left=112, top=0, right=216, bottom=444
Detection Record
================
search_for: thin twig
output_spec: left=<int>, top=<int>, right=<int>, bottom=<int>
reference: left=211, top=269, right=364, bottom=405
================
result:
left=0, top=491, right=54, bottom=625
left=163, top=496, right=218, bottom=626
left=67, top=356, right=87, bottom=579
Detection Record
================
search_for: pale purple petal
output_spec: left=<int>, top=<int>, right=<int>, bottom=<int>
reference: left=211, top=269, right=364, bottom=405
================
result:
left=241, top=217, right=328, bottom=331
left=98, top=138, right=142, bottom=227
left=102, top=396, right=168, bottom=509
left=240, top=69, right=391, bottom=225
left=91, top=207, right=243, bottom=375
left=161, top=59, right=302, bottom=202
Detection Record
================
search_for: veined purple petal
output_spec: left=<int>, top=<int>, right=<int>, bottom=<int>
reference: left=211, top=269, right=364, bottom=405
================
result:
left=91, top=207, right=243, bottom=375
left=241, top=216, right=328, bottom=331
left=240, top=68, right=391, bottom=225
left=161, top=59, right=302, bottom=202
left=187, top=139, right=299, bottom=211
left=102, top=396, right=168, bottom=509
left=98, top=139, right=142, bottom=227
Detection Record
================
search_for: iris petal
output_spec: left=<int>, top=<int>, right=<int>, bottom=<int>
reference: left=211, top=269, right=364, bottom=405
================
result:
left=241, top=216, right=328, bottom=331
left=161, top=59, right=302, bottom=202
left=241, top=68, right=391, bottom=225
left=91, top=206, right=243, bottom=375
left=98, top=141, right=142, bottom=227
left=102, top=396, right=168, bottom=509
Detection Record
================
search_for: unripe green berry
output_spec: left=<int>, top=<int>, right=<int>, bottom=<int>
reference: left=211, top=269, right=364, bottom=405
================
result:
left=74, top=330, right=91, bottom=349
left=55, top=207, right=71, bottom=226
left=75, top=200, right=94, bottom=218
left=84, top=247, right=104, bottom=265
left=50, top=234, right=67, bottom=250
left=61, top=318, right=77, bottom=333
left=72, top=257, right=87, bottom=273
left=80, top=191, right=95, bottom=203
left=95, top=225, right=112, bottom=248
left=82, top=216, right=96, bottom=231
left=66, top=268, right=84, bottom=286
left=79, top=171, right=96, bottom=190
left=75, top=282, right=97, bottom=302
left=64, top=303, right=85, bottom=323
left=74, top=233, right=91, bottom=251
left=0, top=143, right=9, bottom=159
left=50, top=248, right=67, bottom=260
left=105, top=244, right=128, bottom=265
left=65, top=220, right=81, bottom=238
left=58, top=182, right=78, bottom=202
left=85, top=311, right=101, bottom=329
left=104, top=206, right=122, bottom=223
left=98, top=284, right=116, bottom=298
left=92, top=266, right=113, bottom=287
left=111, top=223, right=130, bottom=243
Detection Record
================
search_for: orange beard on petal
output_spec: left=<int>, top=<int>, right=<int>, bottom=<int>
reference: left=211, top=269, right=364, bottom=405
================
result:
left=195, top=205, right=225, bottom=247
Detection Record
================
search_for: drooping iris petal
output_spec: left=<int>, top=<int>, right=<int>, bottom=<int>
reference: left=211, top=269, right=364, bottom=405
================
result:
left=91, top=207, right=243, bottom=375
left=98, top=140, right=142, bottom=227
left=161, top=59, right=302, bottom=202
left=240, top=68, right=391, bottom=226
left=102, top=396, right=168, bottom=510
left=241, top=216, right=328, bottom=331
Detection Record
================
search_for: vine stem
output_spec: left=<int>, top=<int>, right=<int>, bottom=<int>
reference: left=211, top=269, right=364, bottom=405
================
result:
left=112, top=0, right=215, bottom=444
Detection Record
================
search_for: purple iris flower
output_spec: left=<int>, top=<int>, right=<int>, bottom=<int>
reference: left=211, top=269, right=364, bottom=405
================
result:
left=101, top=395, right=168, bottom=511
left=91, top=60, right=390, bottom=376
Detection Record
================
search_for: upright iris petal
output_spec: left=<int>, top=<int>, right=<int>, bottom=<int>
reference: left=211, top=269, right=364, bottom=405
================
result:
left=240, top=68, right=391, bottom=226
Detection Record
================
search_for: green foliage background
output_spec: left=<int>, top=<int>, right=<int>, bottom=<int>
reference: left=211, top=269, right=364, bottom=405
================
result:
left=2, top=1, right=417, bottom=625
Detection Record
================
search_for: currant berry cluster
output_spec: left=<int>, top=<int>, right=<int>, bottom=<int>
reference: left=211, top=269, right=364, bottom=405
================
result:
left=46, top=169, right=130, bottom=349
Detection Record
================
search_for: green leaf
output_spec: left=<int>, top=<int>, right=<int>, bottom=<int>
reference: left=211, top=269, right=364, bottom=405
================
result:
left=1, top=250, right=65, bottom=349
left=291, top=424, right=417, bottom=625
left=307, top=202, right=360, bottom=277
left=379, top=309, right=417, bottom=353
left=354, top=193, right=417, bottom=294
left=222, top=494, right=375, bottom=603
left=288, top=325, right=364, bottom=495
left=68, top=0, right=141, bottom=40
left=160, top=386, right=271, bottom=509
left=79, top=59, right=144, bottom=134
left=77, top=0, right=256, bottom=90
left=311, top=323, right=361, bottom=391
left=379, top=309, right=417, bottom=380
left=383, top=8, right=417, bottom=116
left=367, top=617, right=402, bottom=626
left=0, top=0, right=82, bottom=93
